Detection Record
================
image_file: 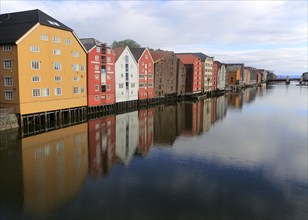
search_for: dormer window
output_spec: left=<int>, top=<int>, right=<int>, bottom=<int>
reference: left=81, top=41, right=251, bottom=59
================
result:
left=47, top=20, right=60, bottom=26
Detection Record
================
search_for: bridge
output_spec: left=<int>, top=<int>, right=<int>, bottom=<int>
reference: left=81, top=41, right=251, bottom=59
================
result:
left=267, top=77, right=301, bottom=84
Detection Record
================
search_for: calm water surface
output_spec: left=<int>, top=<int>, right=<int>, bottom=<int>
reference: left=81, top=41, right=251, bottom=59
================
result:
left=0, top=84, right=307, bottom=220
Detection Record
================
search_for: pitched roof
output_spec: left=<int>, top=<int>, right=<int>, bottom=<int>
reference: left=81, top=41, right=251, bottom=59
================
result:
left=129, top=48, right=146, bottom=61
left=176, top=54, right=198, bottom=65
left=0, top=9, right=72, bottom=44
left=149, top=50, right=171, bottom=62
left=176, top=52, right=213, bottom=61
left=113, top=47, right=126, bottom=61
left=80, top=38, right=103, bottom=51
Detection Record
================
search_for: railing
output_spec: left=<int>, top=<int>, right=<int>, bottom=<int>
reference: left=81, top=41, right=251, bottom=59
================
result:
left=0, top=108, right=14, bottom=117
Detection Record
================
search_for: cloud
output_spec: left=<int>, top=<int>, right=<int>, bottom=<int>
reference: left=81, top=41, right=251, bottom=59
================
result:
left=1, top=0, right=307, bottom=75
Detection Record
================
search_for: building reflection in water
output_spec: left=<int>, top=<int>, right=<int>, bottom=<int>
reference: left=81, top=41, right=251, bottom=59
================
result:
left=88, top=116, right=116, bottom=175
left=154, top=105, right=177, bottom=146
left=228, top=91, right=244, bottom=109
left=21, top=123, right=88, bottom=217
left=202, top=98, right=212, bottom=133
left=136, top=108, right=154, bottom=157
left=116, top=111, right=139, bottom=166
left=181, top=101, right=202, bottom=136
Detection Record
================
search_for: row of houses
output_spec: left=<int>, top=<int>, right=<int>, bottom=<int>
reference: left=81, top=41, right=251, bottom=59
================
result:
left=0, top=9, right=273, bottom=119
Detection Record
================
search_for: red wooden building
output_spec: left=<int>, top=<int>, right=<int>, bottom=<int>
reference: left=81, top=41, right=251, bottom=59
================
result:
left=212, top=61, right=219, bottom=92
left=176, top=54, right=202, bottom=95
left=80, top=38, right=115, bottom=107
left=130, top=48, right=155, bottom=100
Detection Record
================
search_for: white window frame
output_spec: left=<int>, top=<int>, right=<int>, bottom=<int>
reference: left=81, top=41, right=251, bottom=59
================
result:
left=32, top=88, right=41, bottom=97
left=53, top=49, right=61, bottom=55
left=96, top=47, right=100, bottom=53
left=53, top=37, right=61, bottom=43
left=73, top=86, right=79, bottom=94
left=30, top=46, right=39, bottom=53
left=54, top=87, right=62, bottom=96
left=40, top=34, right=48, bottom=41
left=65, top=38, right=71, bottom=45
left=3, top=60, right=12, bottom=69
left=54, top=76, right=62, bottom=82
left=32, top=76, right=40, bottom=82
left=4, top=90, right=13, bottom=100
left=3, top=45, right=12, bottom=51
left=72, top=64, right=79, bottom=71
left=54, top=62, right=62, bottom=70
left=4, top=76, right=13, bottom=86
left=80, top=64, right=85, bottom=72
left=72, top=51, right=79, bottom=57
left=42, top=88, right=50, bottom=97
left=95, top=85, right=99, bottom=91
left=95, top=55, right=99, bottom=61
left=73, top=76, right=79, bottom=81
left=31, top=60, right=40, bottom=70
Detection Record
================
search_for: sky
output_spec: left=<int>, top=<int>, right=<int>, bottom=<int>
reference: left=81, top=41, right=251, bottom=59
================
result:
left=0, top=0, right=307, bottom=76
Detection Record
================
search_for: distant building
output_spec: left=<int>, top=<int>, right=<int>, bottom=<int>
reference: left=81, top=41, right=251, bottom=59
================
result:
left=176, top=54, right=202, bottom=95
left=217, top=62, right=226, bottom=91
left=150, top=51, right=178, bottom=98
left=130, top=48, right=155, bottom=100
left=226, top=63, right=245, bottom=88
left=114, top=46, right=139, bottom=103
left=0, top=9, right=87, bottom=115
left=176, top=59, right=186, bottom=97
left=302, top=72, right=308, bottom=80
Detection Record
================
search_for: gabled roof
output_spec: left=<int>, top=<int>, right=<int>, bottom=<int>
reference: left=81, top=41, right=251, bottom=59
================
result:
left=80, top=38, right=103, bottom=52
left=113, top=47, right=126, bottom=61
left=129, top=48, right=146, bottom=61
left=176, top=54, right=198, bottom=65
left=176, top=52, right=213, bottom=62
left=0, top=9, right=72, bottom=45
left=150, top=50, right=172, bottom=62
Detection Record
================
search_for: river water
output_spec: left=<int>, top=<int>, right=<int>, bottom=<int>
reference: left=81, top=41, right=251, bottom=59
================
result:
left=0, top=84, right=307, bottom=220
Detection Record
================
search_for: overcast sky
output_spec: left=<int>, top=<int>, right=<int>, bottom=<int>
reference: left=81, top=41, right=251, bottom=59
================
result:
left=1, top=0, right=307, bottom=76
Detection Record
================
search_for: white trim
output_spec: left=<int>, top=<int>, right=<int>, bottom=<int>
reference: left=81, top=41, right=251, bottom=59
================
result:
left=16, top=23, right=40, bottom=45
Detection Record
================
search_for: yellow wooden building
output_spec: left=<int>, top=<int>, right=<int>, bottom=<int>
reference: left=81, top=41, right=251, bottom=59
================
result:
left=0, top=9, right=87, bottom=115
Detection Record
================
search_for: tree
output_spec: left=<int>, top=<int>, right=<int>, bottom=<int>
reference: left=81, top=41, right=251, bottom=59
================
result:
left=111, top=39, right=141, bottom=49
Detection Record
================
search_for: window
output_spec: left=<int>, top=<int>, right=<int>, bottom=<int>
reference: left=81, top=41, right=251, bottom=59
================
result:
left=107, top=85, right=111, bottom=90
left=72, top=64, right=79, bottom=71
left=131, top=83, right=135, bottom=88
left=42, top=88, right=50, bottom=97
left=54, top=62, right=61, bottom=70
left=95, top=55, right=99, bottom=61
left=65, top=38, right=71, bottom=45
left=30, top=46, right=39, bottom=52
left=32, top=88, right=41, bottom=97
left=145, top=54, right=148, bottom=59
left=107, top=57, right=111, bottom=62
left=95, top=74, right=99, bottom=80
left=139, top=74, right=144, bottom=78
left=125, top=55, right=129, bottom=63
left=80, top=64, right=85, bottom=71
left=40, top=34, right=48, bottom=41
left=73, top=87, right=79, bottom=94
left=96, top=47, right=100, bottom=53
left=47, top=20, right=60, bottom=26
left=72, top=51, right=79, bottom=57
left=32, top=76, right=40, bottom=82
left=95, top=95, right=99, bottom=101
left=101, top=85, right=106, bottom=92
left=95, top=85, right=99, bottom=91
left=95, top=65, right=99, bottom=71
left=4, top=91, right=13, bottom=100
left=53, top=37, right=61, bottom=43
left=148, top=82, right=153, bottom=87
left=139, top=83, right=144, bottom=88
left=3, top=45, right=11, bottom=51
left=107, top=66, right=111, bottom=71
left=80, top=86, right=85, bottom=93
left=107, top=49, right=111, bottom=54
left=148, top=74, right=153, bottom=78
left=31, top=60, right=40, bottom=70
left=4, top=77, right=13, bottom=86
left=55, top=87, right=62, bottom=96
left=53, top=49, right=61, bottom=55
left=54, top=76, right=62, bottom=82
left=73, top=76, right=79, bottom=81
left=119, top=84, right=124, bottom=89
left=3, top=60, right=12, bottom=69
